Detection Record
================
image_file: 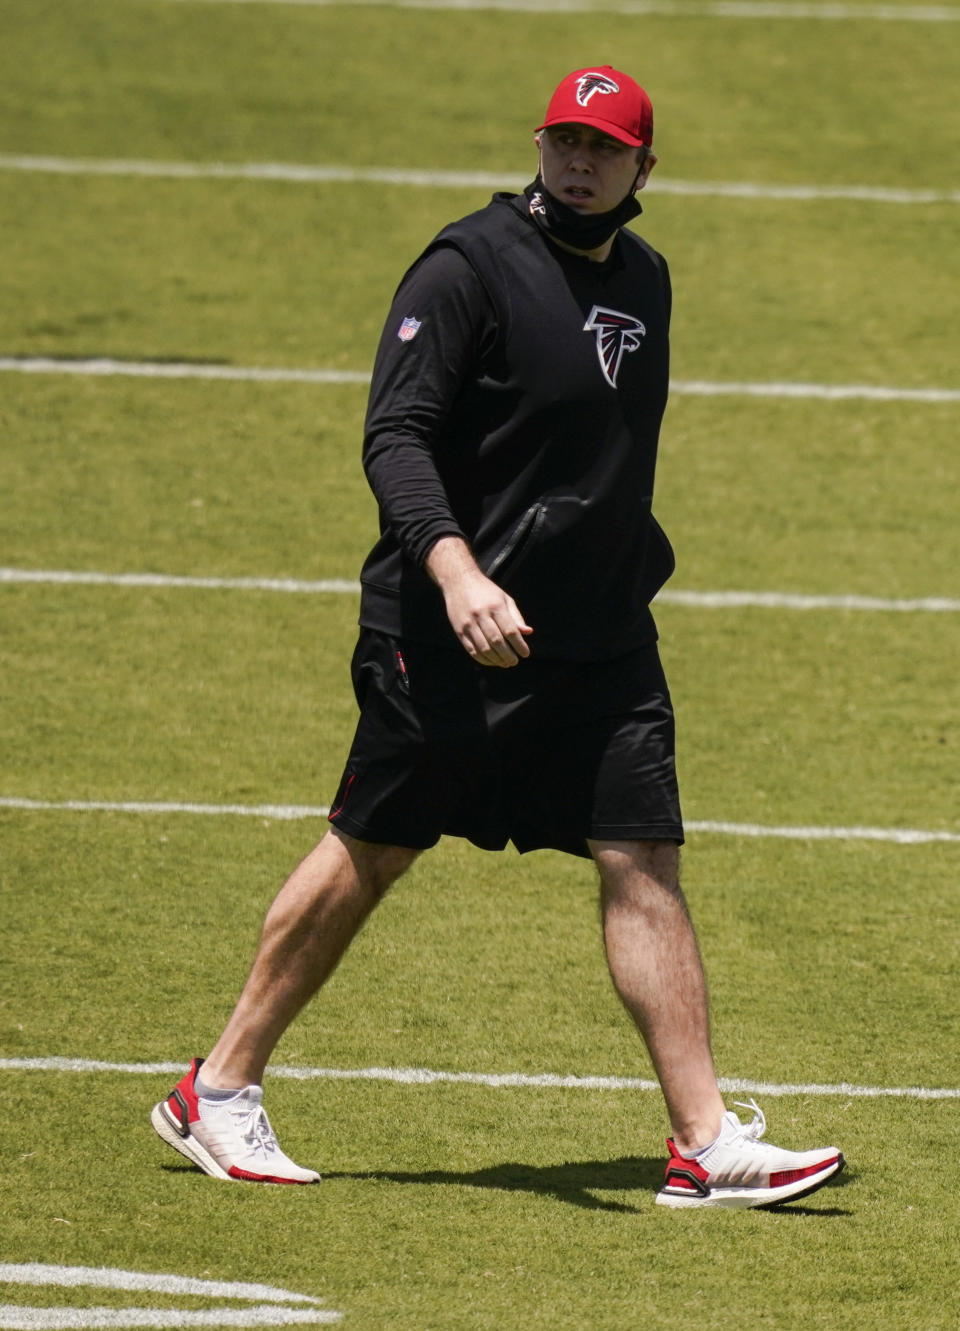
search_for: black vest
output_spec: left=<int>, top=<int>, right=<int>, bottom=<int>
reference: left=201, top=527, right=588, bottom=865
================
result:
left=360, top=192, right=676, bottom=660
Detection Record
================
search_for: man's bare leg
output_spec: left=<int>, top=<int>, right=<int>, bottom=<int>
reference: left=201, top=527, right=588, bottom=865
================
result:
left=590, top=838, right=725, bottom=1154
left=201, top=827, right=420, bottom=1089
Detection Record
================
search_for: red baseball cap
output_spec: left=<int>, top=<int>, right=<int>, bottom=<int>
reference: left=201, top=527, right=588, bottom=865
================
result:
left=536, top=66, right=654, bottom=148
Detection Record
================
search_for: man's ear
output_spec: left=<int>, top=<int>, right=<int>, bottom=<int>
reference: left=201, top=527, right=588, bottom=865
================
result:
left=634, top=151, right=658, bottom=192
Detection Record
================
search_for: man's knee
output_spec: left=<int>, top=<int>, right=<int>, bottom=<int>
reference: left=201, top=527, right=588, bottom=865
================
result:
left=590, top=837, right=679, bottom=881
left=328, top=827, right=421, bottom=898
left=589, top=838, right=683, bottom=908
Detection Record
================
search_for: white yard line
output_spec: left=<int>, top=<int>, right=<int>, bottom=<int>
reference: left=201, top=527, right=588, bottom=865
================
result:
left=0, top=356, right=372, bottom=385
left=0, top=568, right=364, bottom=594
left=671, top=379, right=960, bottom=403
left=687, top=819, right=960, bottom=844
left=2, top=153, right=958, bottom=204
left=0, top=1269, right=325, bottom=1308
left=657, top=589, right=960, bottom=612
left=2, top=1055, right=957, bottom=1099
left=0, top=1268, right=340, bottom=1330
left=0, top=1307, right=332, bottom=1326
left=2, top=567, right=958, bottom=613
left=2, top=356, right=958, bottom=404
left=0, top=796, right=329, bottom=820
left=144, top=0, right=960, bottom=24
left=1, top=797, right=957, bottom=843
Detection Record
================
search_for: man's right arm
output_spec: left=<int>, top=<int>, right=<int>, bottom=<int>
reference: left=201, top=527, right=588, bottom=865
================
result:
left=363, top=246, right=532, bottom=666
left=362, top=245, right=489, bottom=567
left=424, top=535, right=532, bottom=668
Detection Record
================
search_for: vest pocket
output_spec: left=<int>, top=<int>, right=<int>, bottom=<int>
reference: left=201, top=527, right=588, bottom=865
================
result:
left=484, top=502, right=547, bottom=579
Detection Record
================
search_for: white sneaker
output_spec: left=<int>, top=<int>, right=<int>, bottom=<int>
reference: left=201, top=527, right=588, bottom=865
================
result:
left=151, top=1058, right=320, bottom=1184
left=656, top=1099, right=844, bottom=1209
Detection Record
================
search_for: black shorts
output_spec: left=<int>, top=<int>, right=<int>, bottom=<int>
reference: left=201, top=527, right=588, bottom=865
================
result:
left=328, top=630, right=684, bottom=859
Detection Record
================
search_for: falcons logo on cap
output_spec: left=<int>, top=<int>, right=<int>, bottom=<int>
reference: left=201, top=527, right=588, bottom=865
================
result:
left=576, top=72, right=620, bottom=107
left=583, top=305, right=646, bottom=388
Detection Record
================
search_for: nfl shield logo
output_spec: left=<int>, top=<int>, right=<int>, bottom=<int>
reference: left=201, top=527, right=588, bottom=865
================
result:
left=397, top=316, right=422, bottom=343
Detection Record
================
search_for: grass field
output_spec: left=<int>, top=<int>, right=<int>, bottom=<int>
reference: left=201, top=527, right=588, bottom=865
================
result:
left=1, top=1, right=958, bottom=1328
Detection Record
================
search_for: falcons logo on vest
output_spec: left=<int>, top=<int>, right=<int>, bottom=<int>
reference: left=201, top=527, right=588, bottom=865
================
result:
left=576, top=72, right=620, bottom=107
left=583, top=305, right=646, bottom=388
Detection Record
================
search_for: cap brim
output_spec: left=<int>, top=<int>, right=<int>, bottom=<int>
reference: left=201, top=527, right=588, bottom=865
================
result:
left=536, top=114, right=646, bottom=148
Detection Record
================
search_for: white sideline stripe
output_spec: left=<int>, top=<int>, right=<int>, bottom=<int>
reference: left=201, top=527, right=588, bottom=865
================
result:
left=3, top=568, right=959, bottom=613
left=2, top=155, right=959, bottom=205
left=0, top=797, right=329, bottom=820
left=1, top=798, right=958, bottom=843
left=658, top=588, right=960, bottom=612
left=0, top=1268, right=323, bottom=1307
left=3, top=356, right=958, bottom=403
left=688, top=819, right=960, bottom=844
left=676, top=378, right=960, bottom=403
left=2, top=1056, right=958, bottom=1100
left=0, top=355, right=371, bottom=385
left=0, top=568, right=364, bottom=594
left=0, top=1267, right=341, bottom=1329
left=0, top=1312, right=339, bottom=1329
left=147, top=0, right=960, bottom=24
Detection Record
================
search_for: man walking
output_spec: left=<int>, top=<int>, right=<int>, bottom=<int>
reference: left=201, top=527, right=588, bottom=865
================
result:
left=152, top=66, right=844, bottom=1208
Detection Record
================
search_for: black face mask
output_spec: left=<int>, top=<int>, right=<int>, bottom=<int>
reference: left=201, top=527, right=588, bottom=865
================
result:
left=523, top=176, right=642, bottom=254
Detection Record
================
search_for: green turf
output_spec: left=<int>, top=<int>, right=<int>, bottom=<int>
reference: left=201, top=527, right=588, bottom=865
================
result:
left=1, top=583, right=956, bottom=830
left=3, top=175, right=957, bottom=385
left=2, top=816, right=957, bottom=1086
left=2, top=1071, right=959, bottom=1330
left=2, top=1, right=958, bottom=187
left=2, top=1, right=959, bottom=1328
left=657, top=398, right=960, bottom=598
left=0, top=377, right=376, bottom=578
left=2, top=378, right=958, bottom=595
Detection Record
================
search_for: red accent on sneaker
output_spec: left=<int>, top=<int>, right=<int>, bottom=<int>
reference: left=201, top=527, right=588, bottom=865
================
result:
left=227, top=1166, right=313, bottom=1185
left=770, top=1156, right=840, bottom=1189
left=663, top=1139, right=710, bottom=1191
left=166, top=1057, right=204, bottom=1132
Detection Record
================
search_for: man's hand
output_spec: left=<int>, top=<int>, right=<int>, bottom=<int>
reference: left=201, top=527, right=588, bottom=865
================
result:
left=425, top=536, right=533, bottom=667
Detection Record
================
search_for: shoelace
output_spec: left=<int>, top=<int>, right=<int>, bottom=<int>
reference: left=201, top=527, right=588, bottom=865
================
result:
left=733, top=1097, right=767, bottom=1142
left=230, top=1101, right=279, bottom=1158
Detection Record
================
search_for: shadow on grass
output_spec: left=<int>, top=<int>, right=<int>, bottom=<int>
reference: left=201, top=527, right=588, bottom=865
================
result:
left=160, top=1158, right=852, bottom=1215
left=325, top=1158, right=854, bottom=1215
left=326, top=1157, right=666, bottom=1213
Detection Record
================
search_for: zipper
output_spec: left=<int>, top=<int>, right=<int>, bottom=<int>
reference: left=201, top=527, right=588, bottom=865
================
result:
left=485, top=502, right=546, bottom=578
left=394, top=647, right=411, bottom=694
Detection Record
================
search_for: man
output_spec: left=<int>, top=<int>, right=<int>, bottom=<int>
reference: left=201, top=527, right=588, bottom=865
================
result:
left=152, top=67, right=844, bottom=1208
